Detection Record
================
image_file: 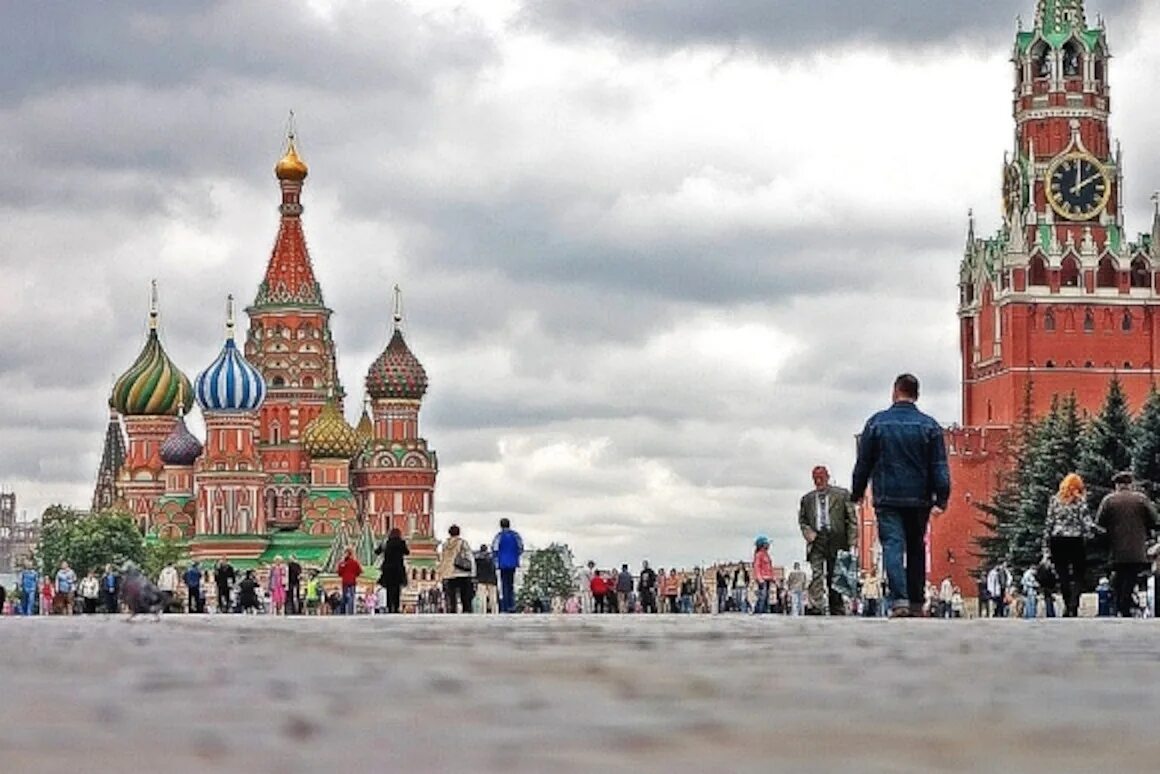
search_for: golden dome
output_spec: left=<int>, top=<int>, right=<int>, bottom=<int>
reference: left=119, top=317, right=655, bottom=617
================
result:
left=302, top=398, right=359, bottom=460
left=275, top=140, right=308, bottom=182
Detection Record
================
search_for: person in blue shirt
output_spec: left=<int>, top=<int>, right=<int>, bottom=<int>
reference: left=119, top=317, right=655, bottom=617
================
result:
left=183, top=562, right=204, bottom=613
left=100, top=564, right=120, bottom=614
left=491, top=518, right=524, bottom=613
left=19, top=561, right=39, bottom=616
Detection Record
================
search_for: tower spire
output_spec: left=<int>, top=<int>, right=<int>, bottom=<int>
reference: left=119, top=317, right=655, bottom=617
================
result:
left=1036, top=1, right=1086, bottom=35
left=226, top=294, right=235, bottom=339
left=1151, top=192, right=1160, bottom=251
left=393, top=284, right=403, bottom=329
left=149, top=279, right=159, bottom=330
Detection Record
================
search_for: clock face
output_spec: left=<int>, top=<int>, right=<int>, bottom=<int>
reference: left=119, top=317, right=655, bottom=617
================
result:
left=1046, top=153, right=1110, bottom=221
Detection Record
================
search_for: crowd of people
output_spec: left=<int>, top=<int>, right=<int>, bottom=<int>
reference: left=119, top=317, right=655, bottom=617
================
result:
left=6, top=377, right=1158, bottom=620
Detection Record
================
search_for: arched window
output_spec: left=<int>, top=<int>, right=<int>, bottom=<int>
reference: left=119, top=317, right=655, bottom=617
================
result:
left=1032, top=42, right=1051, bottom=79
left=1131, top=257, right=1151, bottom=288
left=1029, top=256, right=1049, bottom=286
left=1062, top=40, right=1082, bottom=77
left=1084, top=361, right=1094, bottom=368
left=272, top=376, right=285, bottom=388
left=1125, top=361, right=1133, bottom=369
left=1060, top=256, right=1081, bottom=288
left=1122, top=312, right=1133, bottom=332
left=1045, top=360, right=1056, bottom=369
left=270, top=422, right=281, bottom=444
left=1094, top=55, right=1105, bottom=84
left=1083, top=310, right=1095, bottom=332
left=302, top=376, right=314, bottom=388
left=1097, top=257, right=1118, bottom=288
left=1044, top=310, right=1056, bottom=332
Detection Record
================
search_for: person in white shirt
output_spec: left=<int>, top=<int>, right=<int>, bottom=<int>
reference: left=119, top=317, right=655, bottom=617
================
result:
left=157, top=562, right=179, bottom=613
left=939, top=576, right=954, bottom=618
left=579, top=560, right=596, bottom=614
left=78, top=571, right=101, bottom=614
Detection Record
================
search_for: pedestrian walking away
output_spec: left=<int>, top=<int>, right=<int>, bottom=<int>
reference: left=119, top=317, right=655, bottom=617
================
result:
left=851, top=373, right=951, bottom=618
left=1042, top=473, right=1100, bottom=617
left=474, top=543, right=499, bottom=614
left=1097, top=471, right=1158, bottom=618
left=439, top=525, right=474, bottom=614
left=491, top=518, right=524, bottom=613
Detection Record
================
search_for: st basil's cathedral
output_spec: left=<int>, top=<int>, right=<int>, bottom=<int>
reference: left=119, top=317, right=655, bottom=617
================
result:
left=91, top=133, right=439, bottom=580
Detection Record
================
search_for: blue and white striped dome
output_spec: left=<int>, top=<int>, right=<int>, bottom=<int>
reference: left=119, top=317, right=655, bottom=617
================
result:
left=195, top=299, right=267, bottom=415
left=196, top=336, right=267, bottom=412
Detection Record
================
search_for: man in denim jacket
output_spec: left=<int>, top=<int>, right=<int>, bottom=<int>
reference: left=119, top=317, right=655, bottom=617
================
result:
left=852, top=374, right=951, bottom=618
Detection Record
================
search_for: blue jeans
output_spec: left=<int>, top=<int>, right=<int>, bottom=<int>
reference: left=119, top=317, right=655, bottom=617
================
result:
left=342, top=584, right=356, bottom=615
left=499, top=568, right=516, bottom=613
left=21, top=591, right=36, bottom=616
left=876, top=507, right=930, bottom=610
left=790, top=590, right=804, bottom=616
left=1024, top=593, right=1037, bottom=619
left=716, top=587, right=728, bottom=613
left=755, top=581, right=771, bottom=614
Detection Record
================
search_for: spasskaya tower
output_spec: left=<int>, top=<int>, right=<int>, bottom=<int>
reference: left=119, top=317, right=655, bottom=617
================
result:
left=927, top=0, right=1160, bottom=590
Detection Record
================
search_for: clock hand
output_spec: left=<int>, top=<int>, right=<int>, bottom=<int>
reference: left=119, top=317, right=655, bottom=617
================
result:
left=1070, top=174, right=1103, bottom=195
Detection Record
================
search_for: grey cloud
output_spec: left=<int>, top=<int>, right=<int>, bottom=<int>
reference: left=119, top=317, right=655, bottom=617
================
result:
left=518, top=0, right=1141, bottom=55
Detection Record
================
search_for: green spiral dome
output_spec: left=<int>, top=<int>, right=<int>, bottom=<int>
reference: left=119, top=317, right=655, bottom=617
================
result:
left=110, top=329, right=194, bottom=416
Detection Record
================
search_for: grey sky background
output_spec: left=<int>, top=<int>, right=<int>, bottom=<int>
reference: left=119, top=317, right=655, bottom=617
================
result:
left=1, top=0, right=1157, bottom=569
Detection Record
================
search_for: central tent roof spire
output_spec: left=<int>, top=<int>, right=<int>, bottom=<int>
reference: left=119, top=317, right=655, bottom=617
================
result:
left=1036, top=0, right=1086, bottom=35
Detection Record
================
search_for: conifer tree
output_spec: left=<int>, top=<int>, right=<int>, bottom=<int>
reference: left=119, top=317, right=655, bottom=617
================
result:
left=1131, top=387, right=1160, bottom=502
left=975, top=381, right=1036, bottom=567
left=516, top=545, right=576, bottom=610
left=1077, top=376, right=1134, bottom=509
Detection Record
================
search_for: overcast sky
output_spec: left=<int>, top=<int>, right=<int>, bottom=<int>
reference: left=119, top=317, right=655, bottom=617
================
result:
left=2, top=0, right=1158, bottom=569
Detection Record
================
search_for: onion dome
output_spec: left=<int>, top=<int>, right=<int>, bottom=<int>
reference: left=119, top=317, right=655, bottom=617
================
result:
left=355, top=404, right=374, bottom=446
left=366, top=286, right=428, bottom=401
left=275, top=138, right=308, bottom=182
left=160, top=412, right=203, bottom=466
left=110, top=282, right=194, bottom=417
left=303, top=398, right=360, bottom=459
left=195, top=296, right=268, bottom=412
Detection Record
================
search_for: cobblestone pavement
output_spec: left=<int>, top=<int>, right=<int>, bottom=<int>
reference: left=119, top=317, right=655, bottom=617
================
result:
left=1, top=616, right=1159, bottom=773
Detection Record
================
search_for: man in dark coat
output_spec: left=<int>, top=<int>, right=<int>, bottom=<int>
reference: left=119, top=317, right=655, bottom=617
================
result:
left=374, top=528, right=410, bottom=614
left=214, top=559, right=236, bottom=614
left=1097, top=471, right=1158, bottom=617
left=474, top=545, right=499, bottom=614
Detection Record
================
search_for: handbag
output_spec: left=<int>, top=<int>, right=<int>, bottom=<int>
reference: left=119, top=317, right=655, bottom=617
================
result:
left=453, top=542, right=473, bottom=573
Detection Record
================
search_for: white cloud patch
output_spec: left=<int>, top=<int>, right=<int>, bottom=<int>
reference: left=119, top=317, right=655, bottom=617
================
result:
left=2, top=0, right=1158, bottom=570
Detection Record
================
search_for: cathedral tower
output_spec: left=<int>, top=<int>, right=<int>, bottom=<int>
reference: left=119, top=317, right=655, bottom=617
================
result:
left=354, top=287, right=438, bottom=567
left=245, top=126, right=342, bottom=530
left=109, top=282, right=193, bottom=532
left=193, top=297, right=269, bottom=549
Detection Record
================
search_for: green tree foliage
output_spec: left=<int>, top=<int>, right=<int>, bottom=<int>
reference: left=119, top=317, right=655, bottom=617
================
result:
left=516, top=545, right=576, bottom=610
left=975, top=381, right=1037, bottom=569
left=1132, top=387, right=1160, bottom=501
left=35, top=506, right=145, bottom=575
left=144, top=538, right=185, bottom=580
left=1078, top=376, right=1134, bottom=509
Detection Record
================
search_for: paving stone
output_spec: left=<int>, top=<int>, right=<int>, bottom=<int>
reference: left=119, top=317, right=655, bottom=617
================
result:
left=1, top=616, right=1158, bottom=773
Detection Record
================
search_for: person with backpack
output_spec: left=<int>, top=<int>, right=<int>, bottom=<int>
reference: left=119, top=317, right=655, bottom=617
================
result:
left=474, top=544, right=499, bottom=614
left=438, top=525, right=474, bottom=614
left=490, top=518, right=524, bottom=613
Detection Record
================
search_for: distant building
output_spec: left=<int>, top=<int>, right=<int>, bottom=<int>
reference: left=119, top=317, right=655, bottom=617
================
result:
left=0, top=491, right=41, bottom=572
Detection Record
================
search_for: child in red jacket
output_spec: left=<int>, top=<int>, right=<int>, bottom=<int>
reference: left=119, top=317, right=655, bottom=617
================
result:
left=590, top=571, right=609, bottom=614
